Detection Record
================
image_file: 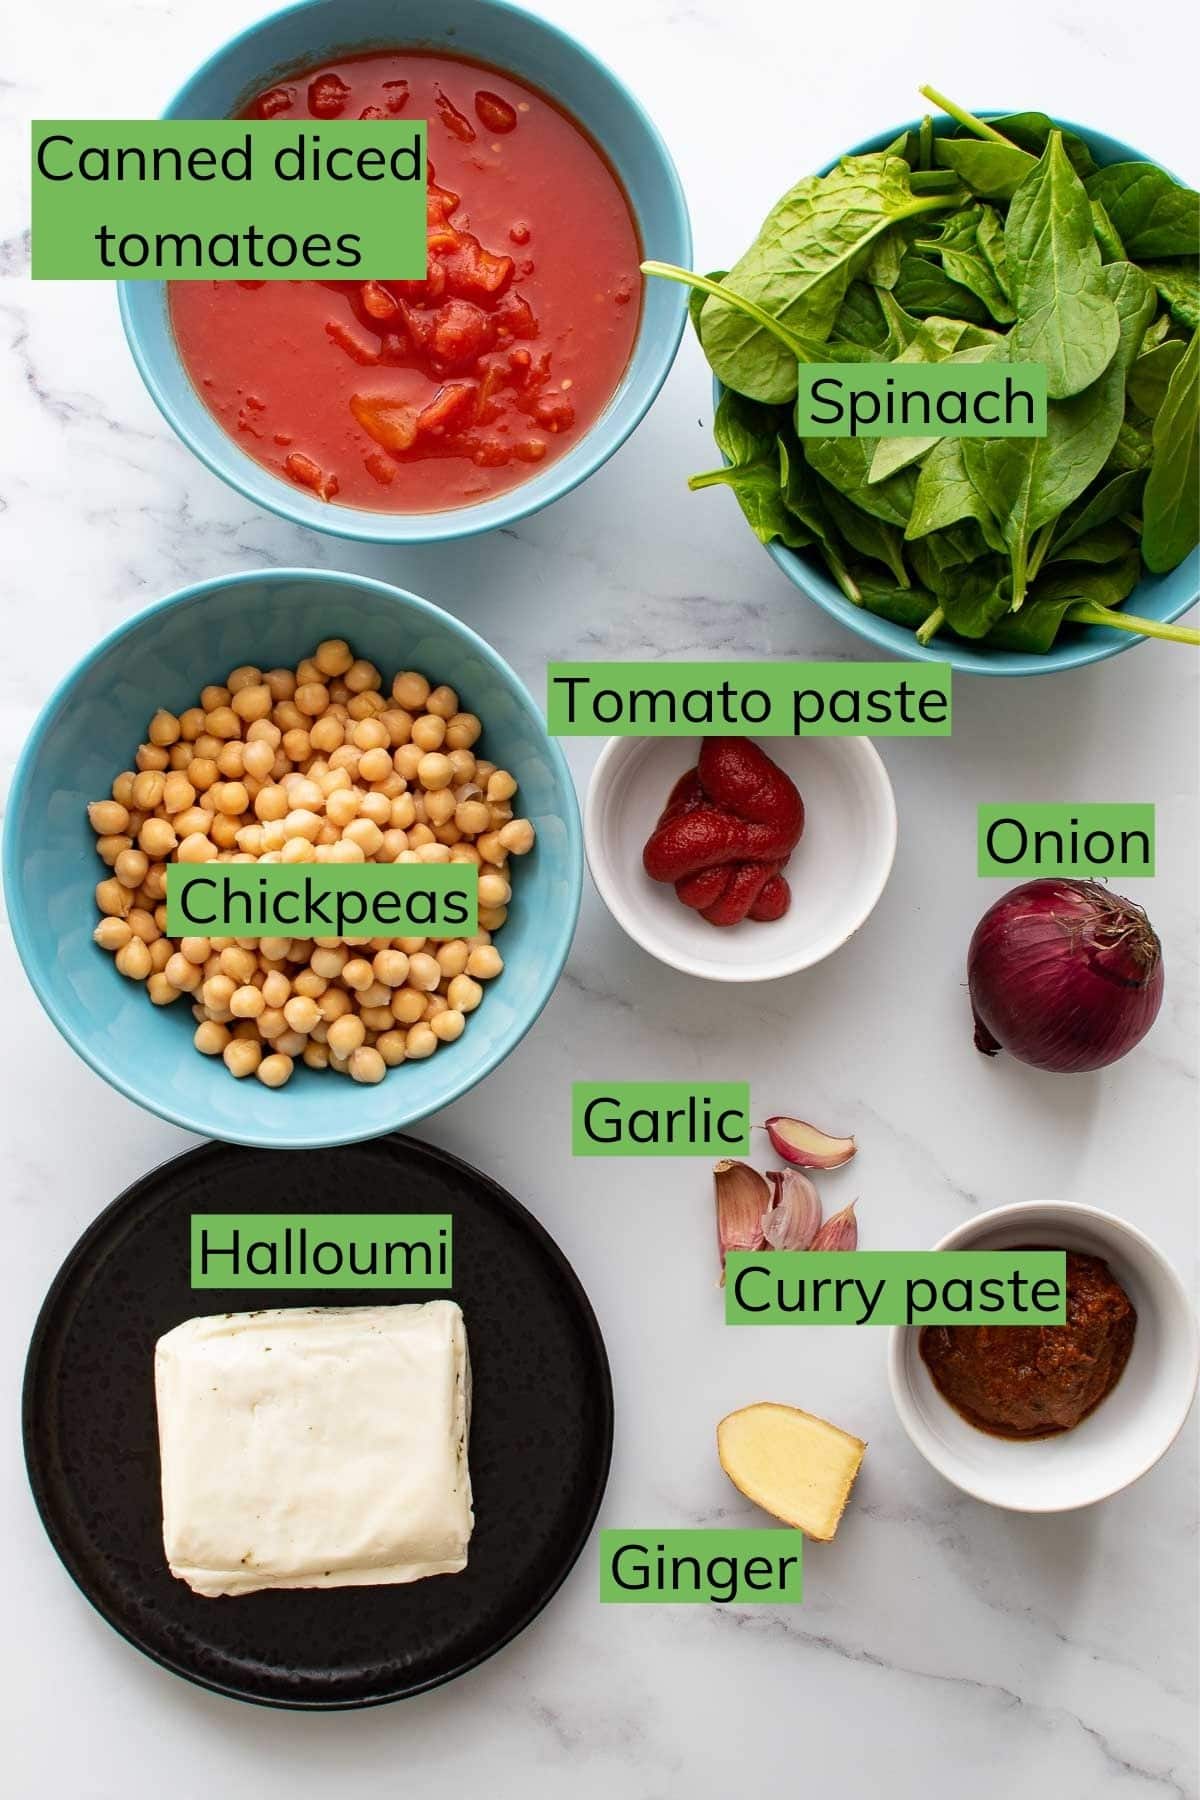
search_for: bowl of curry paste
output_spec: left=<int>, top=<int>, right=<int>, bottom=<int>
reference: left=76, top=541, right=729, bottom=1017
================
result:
left=888, top=1201, right=1198, bottom=1512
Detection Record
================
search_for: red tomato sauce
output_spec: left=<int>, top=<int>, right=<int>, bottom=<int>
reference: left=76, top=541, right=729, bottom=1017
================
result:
left=168, top=51, right=643, bottom=513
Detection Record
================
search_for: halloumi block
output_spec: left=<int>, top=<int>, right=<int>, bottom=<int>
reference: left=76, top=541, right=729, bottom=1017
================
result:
left=155, top=1301, right=473, bottom=1598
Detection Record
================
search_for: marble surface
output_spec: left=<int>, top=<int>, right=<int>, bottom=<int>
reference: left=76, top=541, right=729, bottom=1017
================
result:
left=2, top=2, right=1197, bottom=1795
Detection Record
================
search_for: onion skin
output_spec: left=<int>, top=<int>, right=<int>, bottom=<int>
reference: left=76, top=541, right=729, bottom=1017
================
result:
left=968, top=879, right=1164, bottom=1074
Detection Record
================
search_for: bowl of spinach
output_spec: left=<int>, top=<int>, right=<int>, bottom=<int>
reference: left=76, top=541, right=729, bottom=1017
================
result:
left=645, top=89, right=1199, bottom=674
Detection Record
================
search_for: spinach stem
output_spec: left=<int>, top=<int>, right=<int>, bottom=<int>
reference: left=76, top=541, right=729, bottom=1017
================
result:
left=688, top=468, right=737, bottom=492
left=1026, top=521, right=1055, bottom=584
left=822, top=546, right=862, bottom=605
left=918, top=86, right=1012, bottom=146
left=916, top=605, right=945, bottom=645
left=1066, top=603, right=1200, bottom=646
left=640, top=262, right=804, bottom=358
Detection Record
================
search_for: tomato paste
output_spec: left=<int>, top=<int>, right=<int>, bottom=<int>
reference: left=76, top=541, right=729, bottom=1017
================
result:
left=168, top=51, right=642, bottom=512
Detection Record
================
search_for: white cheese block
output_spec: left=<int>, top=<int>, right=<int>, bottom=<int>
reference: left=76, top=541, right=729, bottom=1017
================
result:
left=155, top=1301, right=473, bottom=1598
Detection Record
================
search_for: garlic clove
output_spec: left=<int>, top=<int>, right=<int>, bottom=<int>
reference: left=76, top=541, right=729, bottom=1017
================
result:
left=714, top=1158, right=771, bottom=1282
left=764, top=1115, right=857, bottom=1169
left=761, top=1168, right=822, bottom=1251
left=811, top=1200, right=858, bottom=1252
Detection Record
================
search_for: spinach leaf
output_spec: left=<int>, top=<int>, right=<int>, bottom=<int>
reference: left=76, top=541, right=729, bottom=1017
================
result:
left=989, top=112, right=1097, bottom=179
left=857, top=576, right=937, bottom=632
left=689, top=391, right=811, bottom=548
left=819, top=479, right=911, bottom=585
left=777, top=432, right=863, bottom=602
left=803, top=434, right=918, bottom=528
left=1045, top=521, right=1137, bottom=565
left=1104, top=419, right=1154, bottom=474
left=1102, top=260, right=1159, bottom=373
left=1141, top=312, right=1172, bottom=352
left=984, top=552, right=1142, bottom=651
left=907, top=435, right=1005, bottom=547
left=698, top=155, right=965, bottom=402
left=832, top=281, right=890, bottom=349
left=917, top=205, right=1015, bottom=321
left=1142, top=330, right=1199, bottom=571
left=892, top=249, right=993, bottom=323
left=1128, top=338, right=1188, bottom=416
left=933, top=138, right=1034, bottom=200
left=962, top=355, right=1126, bottom=600
left=1085, top=163, right=1200, bottom=258
left=1140, top=261, right=1200, bottom=330
left=1006, top=133, right=1119, bottom=398
left=938, top=558, right=1014, bottom=638
left=1044, top=469, right=1144, bottom=559
left=1090, top=198, right=1125, bottom=264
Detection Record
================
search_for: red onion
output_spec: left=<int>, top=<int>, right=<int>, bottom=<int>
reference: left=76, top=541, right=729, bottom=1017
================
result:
left=968, top=879, right=1164, bottom=1073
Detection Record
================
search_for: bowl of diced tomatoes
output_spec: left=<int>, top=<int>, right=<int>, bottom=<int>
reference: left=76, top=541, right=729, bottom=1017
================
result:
left=119, top=0, right=691, bottom=542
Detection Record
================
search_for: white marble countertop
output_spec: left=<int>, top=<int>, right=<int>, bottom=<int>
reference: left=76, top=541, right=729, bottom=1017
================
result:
left=2, top=1, right=1197, bottom=1795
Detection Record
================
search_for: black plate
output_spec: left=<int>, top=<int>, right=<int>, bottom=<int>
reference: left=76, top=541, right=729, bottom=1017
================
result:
left=23, top=1136, right=612, bottom=1710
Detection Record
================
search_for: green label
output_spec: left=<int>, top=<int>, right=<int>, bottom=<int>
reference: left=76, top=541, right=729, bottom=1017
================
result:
left=795, top=363, right=1047, bottom=437
left=571, top=1083, right=750, bottom=1156
left=32, top=119, right=426, bottom=279
left=547, top=663, right=950, bottom=736
left=166, top=862, right=477, bottom=939
left=191, top=1214, right=452, bottom=1288
left=600, top=1530, right=802, bottom=1603
left=724, top=1251, right=1067, bottom=1325
left=978, top=804, right=1155, bottom=876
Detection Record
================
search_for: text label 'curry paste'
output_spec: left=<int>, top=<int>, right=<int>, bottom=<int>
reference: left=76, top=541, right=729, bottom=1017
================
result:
left=724, top=1251, right=1067, bottom=1325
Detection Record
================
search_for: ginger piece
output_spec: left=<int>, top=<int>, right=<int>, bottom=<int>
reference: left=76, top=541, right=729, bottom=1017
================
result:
left=717, top=1402, right=865, bottom=1542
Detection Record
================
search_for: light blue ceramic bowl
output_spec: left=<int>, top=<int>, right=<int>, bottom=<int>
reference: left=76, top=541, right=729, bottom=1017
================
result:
left=728, top=115, right=1199, bottom=675
left=117, top=0, right=691, bottom=544
left=3, top=570, right=582, bottom=1148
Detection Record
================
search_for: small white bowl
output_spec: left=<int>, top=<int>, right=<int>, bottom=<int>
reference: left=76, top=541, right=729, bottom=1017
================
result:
left=889, top=1202, right=1199, bottom=1513
left=583, top=735, right=897, bottom=982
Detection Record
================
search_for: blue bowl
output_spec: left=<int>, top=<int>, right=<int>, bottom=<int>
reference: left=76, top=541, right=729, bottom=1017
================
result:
left=726, top=114, right=1199, bottom=675
left=3, top=569, right=582, bottom=1148
left=118, top=0, right=691, bottom=544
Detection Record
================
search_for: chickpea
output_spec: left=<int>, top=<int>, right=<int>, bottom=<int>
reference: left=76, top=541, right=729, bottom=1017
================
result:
left=455, top=798, right=491, bottom=836
left=405, top=1022, right=438, bottom=1059
left=165, top=952, right=203, bottom=992
left=94, top=916, right=132, bottom=952
left=94, top=833, right=131, bottom=867
left=357, top=746, right=392, bottom=783
left=176, top=832, right=217, bottom=864
left=303, top=1041, right=331, bottom=1071
left=478, top=905, right=508, bottom=932
left=115, top=938, right=152, bottom=981
left=315, top=638, right=354, bottom=677
left=390, top=987, right=427, bottom=1025
left=349, top=1046, right=387, bottom=1084
left=359, top=791, right=391, bottom=827
left=345, top=658, right=381, bottom=694
left=392, top=671, right=430, bottom=710
left=95, top=877, right=131, bottom=918
left=231, top=683, right=272, bottom=723
left=224, top=1039, right=263, bottom=1078
left=436, top=940, right=470, bottom=980
left=194, top=1020, right=231, bottom=1056
left=309, top=715, right=344, bottom=754
left=261, top=969, right=292, bottom=1008
left=256, top=1053, right=294, bottom=1089
left=113, top=846, right=149, bottom=890
left=411, top=714, right=447, bottom=753
left=445, top=712, right=482, bottom=750
left=88, top=799, right=130, bottom=836
left=230, top=985, right=265, bottom=1019
left=135, top=743, right=170, bottom=773
left=127, top=907, right=160, bottom=943
left=431, top=1009, right=466, bottom=1043
left=343, top=818, right=383, bottom=857
left=284, top=995, right=321, bottom=1034
left=376, top=1030, right=407, bottom=1067
left=342, top=958, right=374, bottom=992
left=373, top=949, right=410, bottom=987
left=407, top=952, right=442, bottom=992
left=327, top=1013, right=366, bottom=1059
left=467, top=945, right=504, bottom=980
left=499, top=818, right=536, bottom=855
left=147, top=972, right=181, bottom=1006
left=131, top=770, right=165, bottom=812
left=476, top=830, right=506, bottom=866
left=447, top=974, right=483, bottom=1014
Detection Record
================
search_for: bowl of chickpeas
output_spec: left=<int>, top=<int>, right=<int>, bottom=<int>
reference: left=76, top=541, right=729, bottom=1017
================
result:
left=4, top=567, right=581, bottom=1147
